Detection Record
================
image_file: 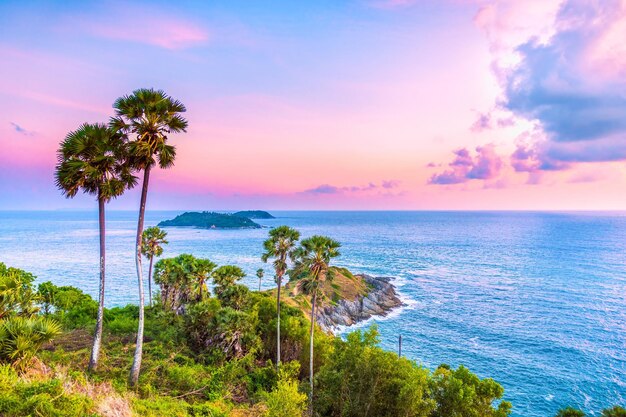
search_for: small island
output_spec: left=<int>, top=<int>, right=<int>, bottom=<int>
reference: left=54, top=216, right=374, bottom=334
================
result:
left=233, top=210, right=275, bottom=219
left=158, top=211, right=263, bottom=229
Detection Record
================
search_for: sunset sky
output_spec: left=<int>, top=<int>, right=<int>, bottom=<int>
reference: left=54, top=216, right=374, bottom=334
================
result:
left=2, top=0, right=626, bottom=210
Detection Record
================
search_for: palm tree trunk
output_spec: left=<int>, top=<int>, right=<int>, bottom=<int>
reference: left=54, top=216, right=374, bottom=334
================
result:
left=88, top=196, right=106, bottom=372
left=130, top=165, right=150, bottom=387
left=276, top=274, right=282, bottom=369
left=309, top=291, right=317, bottom=416
left=148, top=255, right=154, bottom=307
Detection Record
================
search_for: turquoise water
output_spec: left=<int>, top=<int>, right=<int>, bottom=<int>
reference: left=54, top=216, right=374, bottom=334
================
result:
left=1, top=210, right=625, bottom=416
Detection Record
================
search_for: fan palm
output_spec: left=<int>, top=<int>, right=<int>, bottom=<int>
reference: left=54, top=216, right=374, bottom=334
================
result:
left=256, top=268, right=264, bottom=292
left=212, top=265, right=246, bottom=302
left=111, top=88, right=187, bottom=386
left=141, top=226, right=168, bottom=307
left=261, top=226, right=300, bottom=368
left=55, top=123, right=135, bottom=372
left=0, top=316, right=61, bottom=371
left=291, top=235, right=340, bottom=413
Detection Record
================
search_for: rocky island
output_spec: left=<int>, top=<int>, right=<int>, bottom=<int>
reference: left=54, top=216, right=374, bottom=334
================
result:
left=280, top=267, right=404, bottom=332
left=158, top=211, right=274, bottom=229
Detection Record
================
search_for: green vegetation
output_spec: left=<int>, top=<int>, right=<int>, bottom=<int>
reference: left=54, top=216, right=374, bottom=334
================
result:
left=112, top=88, right=188, bottom=387
left=55, top=122, right=136, bottom=372
left=0, top=256, right=623, bottom=416
left=290, top=235, right=341, bottom=412
left=27, top=87, right=620, bottom=416
left=142, top=226, right=169, bottom=307
left=554, top=406, right=626, bottom=417
left=159, top=212, right=263, bottom=229
left=233, top=211, right=275, bottom=219
left=261, top=225, right=301, bottom=368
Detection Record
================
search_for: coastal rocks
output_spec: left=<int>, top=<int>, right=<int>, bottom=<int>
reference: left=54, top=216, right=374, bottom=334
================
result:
left=315, top=274, right=403, bottom=332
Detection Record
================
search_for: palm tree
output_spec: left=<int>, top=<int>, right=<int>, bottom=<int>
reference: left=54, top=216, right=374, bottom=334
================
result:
left=256, top=268, right=264, bottom=292
left=111, top=88, right=187, bottom=387
left=185, top=256, right=216, bottom=301
left=261, top=226, right=300, bottom=368
left=141, top=226, right=168, bottom=307
left=55, top=123, right=135, bottom=372
left=291, top=235, right=340, bottom=413
left=212, top=265, right=246, bottom=301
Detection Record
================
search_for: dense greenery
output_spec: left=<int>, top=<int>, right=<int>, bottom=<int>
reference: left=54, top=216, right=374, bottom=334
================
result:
left=30, top=87, right=623, bottom=415
left=233, top=211, right=275, bottom=219
left=0, top=259, right=623, bottom=416
left=159, top=212, right=262, bottom=229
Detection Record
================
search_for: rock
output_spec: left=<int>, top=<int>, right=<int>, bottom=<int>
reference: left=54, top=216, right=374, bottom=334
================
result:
left=314, top=274, right=404, bottom=332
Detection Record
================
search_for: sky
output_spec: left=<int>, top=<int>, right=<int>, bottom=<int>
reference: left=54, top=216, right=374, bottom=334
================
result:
left=1, top=0, right=626, bottom=210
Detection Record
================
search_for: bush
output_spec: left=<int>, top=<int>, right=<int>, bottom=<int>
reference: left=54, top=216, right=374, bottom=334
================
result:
left=0, top=316, right=61, bottom=369
left=263, top=376, right=307, bottom=417
left=556, top=407, right=586, bottom=417
left=431, top=364, right=511, bottom=417
left=0, top=364, right=94, bottom=417
left=603, top=406, right=626, bottom=417
left=315, top=326, right=434, bottom=417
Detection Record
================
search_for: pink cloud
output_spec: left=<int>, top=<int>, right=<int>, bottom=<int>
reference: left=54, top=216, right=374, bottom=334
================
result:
left=429, top=144, right=503, bottom=185
left=301, top=181, right=401, bottom=195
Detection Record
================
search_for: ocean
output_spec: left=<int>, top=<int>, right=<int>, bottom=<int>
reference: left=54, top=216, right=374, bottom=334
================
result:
left=0, top=210, right=625, bottom=416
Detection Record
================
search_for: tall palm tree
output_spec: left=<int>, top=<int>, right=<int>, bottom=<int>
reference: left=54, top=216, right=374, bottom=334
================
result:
left=141, top=226, right=168, bottom=307
left=111, top=88, right=187, bottom=387
left=55, top=123, right=135, bottom=372
left=292, top=235, right=340, bottom=414
left=261, top=226, right=300, bottom=368
left=256, top=268, right=264, bottom=292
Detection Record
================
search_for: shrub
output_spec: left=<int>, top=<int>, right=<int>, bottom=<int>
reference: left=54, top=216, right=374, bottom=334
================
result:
left=431, top=364, right=511, bottom=417
left=0, top=364, right=94, bottom=417
left=0, top=316, right=61, bottom=369
left=556, top=407, right=586, bottom=417
left=263, top=377, right=307, bottom=417
left=603, top=407, right=626, bottom=417
left=315, top=326, right=434, bottom=417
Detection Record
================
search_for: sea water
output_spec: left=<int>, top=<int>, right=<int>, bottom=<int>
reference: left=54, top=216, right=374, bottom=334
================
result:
left=0, top=210, right=625, bottom=416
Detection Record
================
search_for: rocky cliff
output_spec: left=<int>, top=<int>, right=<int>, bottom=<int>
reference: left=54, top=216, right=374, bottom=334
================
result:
left=315, top=274, right=404, bottom=332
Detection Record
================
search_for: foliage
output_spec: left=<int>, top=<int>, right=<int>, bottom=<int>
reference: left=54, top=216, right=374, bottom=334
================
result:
left=233, top=210, right=275, bottom=219
left=38, top=281, right=98, bottom=329
left=158, top=212, right=261, bottom=229
left=155, top=254, right=217, bottom=313
left=54, top=123, right=136, bottom=202
left=0, top=262, right=39, bottom=319
left=0, top=316, right=61, bottom=370
left=430, top=364, right=512, bottom=417
left=556, top=407, right=586, bottom=417
left=602, top=406, right=626, bottom=417
left=262, top=226, right=301, bottom=282
left=184, top=299, right=260, bottom=363
left=316, top=326, right=434, bottom=417
left=142, top=226, right=169, bottom=259
left=212, top=265, right=247, bottom=309
left=263, top=376, right=307, bottom=417
left=0, top=364, right=93, bottom=417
